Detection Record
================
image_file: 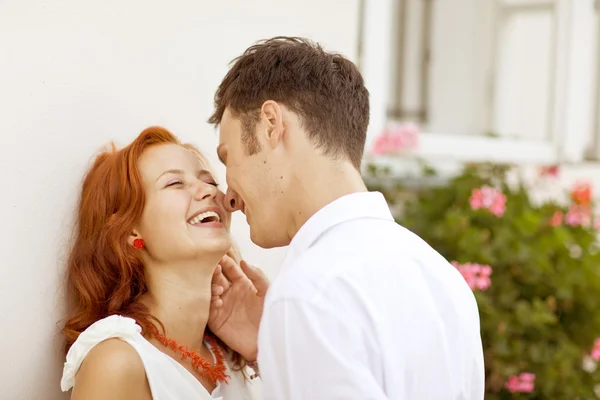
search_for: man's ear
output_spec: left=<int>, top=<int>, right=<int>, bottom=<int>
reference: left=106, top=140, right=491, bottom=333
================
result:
left=260, top=100, right=285, bottom=149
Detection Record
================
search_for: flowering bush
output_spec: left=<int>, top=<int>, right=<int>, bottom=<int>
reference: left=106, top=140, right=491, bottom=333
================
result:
left=365, top=160, right=600, bottom=399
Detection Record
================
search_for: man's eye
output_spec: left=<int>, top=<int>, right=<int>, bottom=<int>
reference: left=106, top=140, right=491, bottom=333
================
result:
left=208, top=181, right=219, bottom=187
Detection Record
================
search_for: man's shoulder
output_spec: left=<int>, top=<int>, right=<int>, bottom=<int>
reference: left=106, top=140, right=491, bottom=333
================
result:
left=266, top=237, right=404, bottom=305
left=300, top=217, right=424, bottom=274
left=269, top=216, right=465, bottom=304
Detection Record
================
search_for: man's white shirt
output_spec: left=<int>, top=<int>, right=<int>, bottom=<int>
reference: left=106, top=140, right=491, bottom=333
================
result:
left=257, top=191, right=485, bottom=399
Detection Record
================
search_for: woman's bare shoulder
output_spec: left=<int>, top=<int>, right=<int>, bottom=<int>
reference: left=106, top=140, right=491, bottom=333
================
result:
left=70, top=338, right=152, bottom=400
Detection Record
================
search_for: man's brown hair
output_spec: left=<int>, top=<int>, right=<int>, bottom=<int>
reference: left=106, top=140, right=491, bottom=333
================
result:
left=208, top=36, right=370, bottom=170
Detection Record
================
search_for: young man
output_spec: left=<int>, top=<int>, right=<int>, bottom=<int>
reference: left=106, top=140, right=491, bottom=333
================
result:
left=207, top=36, right=485, bottom=399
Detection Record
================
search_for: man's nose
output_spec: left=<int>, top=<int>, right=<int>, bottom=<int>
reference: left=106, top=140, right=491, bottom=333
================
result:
left=223, top=187, right=244, bottom=213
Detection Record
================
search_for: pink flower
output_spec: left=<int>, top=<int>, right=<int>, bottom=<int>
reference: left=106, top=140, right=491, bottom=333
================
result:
left=505, top=376, right=520, bottom=392
left=591, top=338, right=600, bottom=361
left=371, top=136, right=389, bottom=155
left=571, top=181, right=592, bottom=207
left=564, top=205, right=591, bottom=227
left=371, top=122, right=419, bottom=155
left=540, top=165, right=559, bottom=178
left=551, top=210, right=563, bottom=227
left=452, top=261, right=492, bottom=291
left=469, top=186, right=507, bottom=217
left=519, top=373, right=535, bottom=382
left=505, top=372, right=536, bottom=393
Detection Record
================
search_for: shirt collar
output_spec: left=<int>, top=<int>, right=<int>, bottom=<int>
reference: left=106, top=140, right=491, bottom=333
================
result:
left=285, top=191, right=394, bottom=263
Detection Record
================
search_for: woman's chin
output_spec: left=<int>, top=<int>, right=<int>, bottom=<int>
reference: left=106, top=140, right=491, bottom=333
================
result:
left=193, top=236, right=232, bottom=258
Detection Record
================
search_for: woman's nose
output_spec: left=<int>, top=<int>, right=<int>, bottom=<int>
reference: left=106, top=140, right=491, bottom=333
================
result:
left=223, top=187, right=244, bottom=213
left=193, top=181, right=218, bottom=201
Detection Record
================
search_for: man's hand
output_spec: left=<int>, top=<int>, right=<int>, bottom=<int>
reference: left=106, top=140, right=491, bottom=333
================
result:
left=208, top=254, right=269, bottom=361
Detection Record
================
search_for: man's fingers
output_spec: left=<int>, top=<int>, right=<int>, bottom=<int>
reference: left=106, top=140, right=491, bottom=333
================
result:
left=211, top=298, right=223, bottom=308
left=211, top=284, right=223, bottom=304
left=219, top=254, right=245, bottom=281
left=213, top=265, right=231, bottom=290
left=212, top=284, right=224, bottom=296
left=240, top=260, right=270, bottom=296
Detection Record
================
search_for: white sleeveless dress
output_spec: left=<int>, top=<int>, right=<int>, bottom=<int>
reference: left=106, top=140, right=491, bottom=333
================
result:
left=60, top=315, right=257, bottom=399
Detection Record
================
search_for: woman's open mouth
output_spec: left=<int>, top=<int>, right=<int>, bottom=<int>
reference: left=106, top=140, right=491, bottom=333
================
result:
left=187, top=210, right=224, bottom=228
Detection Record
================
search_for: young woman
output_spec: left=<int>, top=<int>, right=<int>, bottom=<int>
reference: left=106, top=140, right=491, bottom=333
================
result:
left=61, top=126, right=256, bottom=399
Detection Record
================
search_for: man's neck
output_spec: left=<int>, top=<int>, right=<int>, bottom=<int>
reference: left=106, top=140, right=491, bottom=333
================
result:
left=286, top=158, right=367, bottom=242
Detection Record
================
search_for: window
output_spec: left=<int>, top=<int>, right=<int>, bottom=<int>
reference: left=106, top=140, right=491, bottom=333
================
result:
left=359, top=0, right=599, bottom=164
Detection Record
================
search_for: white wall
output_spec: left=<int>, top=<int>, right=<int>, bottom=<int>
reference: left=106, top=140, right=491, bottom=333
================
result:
left=0, top=1, right=359, bottom=399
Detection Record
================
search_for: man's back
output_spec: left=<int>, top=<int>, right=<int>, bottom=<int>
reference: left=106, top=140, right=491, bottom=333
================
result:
left=258, top=192, right=485, bottom=399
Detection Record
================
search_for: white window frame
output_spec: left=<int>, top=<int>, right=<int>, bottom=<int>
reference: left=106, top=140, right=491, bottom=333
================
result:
left=359, top=0, right=598, bottom=165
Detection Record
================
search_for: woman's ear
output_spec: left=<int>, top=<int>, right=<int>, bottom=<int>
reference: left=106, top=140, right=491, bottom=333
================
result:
left=127, top=230, right=142, bottom=247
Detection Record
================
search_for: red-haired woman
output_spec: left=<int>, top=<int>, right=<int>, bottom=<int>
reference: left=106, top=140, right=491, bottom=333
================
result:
left=60, top=127, right=257, bottom=399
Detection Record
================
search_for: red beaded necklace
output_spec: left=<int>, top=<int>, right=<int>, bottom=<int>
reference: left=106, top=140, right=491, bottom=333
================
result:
left=148, top=325, right=229, bottom=384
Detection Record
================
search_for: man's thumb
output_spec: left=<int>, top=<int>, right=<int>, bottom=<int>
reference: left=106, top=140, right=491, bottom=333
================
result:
left=240, top=260, right=269, bottom=296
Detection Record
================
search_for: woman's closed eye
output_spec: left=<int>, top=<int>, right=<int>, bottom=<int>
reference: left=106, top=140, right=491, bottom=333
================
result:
left=165, top=180, right=184, bottom=188
left=165, top=175, right=218, bottom=188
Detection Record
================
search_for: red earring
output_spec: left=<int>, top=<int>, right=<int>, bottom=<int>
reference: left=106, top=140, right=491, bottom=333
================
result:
left=133, top=238, right=145, bottom=249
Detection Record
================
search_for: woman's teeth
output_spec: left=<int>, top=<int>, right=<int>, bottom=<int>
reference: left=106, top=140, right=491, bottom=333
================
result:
left=188, top=211, right=220, bottom=225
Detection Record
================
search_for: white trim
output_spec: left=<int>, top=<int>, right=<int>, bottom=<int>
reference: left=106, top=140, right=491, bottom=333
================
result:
left=364, top=133, right=557, bottom=166
left=360, top=0, right=393, bottom=153
left=593, top=2, right=600, bottom=159
left=557, top=0, right=598, bottom=162
left=501, top=0, right=555, bottom=6
left=415, top=133, right=557, bottom=164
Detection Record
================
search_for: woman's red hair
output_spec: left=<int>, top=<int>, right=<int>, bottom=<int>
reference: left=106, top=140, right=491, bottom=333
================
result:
left=63, top=126, right=244, bottom=369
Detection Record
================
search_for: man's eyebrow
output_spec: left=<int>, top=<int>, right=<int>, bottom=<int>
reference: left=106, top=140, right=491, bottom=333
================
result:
left=216, top=144, right=226, bottom=165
